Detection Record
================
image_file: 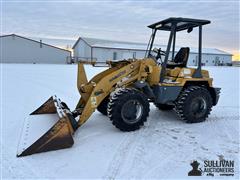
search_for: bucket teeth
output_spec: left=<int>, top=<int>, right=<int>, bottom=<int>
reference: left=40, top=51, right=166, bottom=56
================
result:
left=30, top=96, right=57, bottom=115
left=17, top=117, right=74, bottom=157
left=17, top=96, right=77, bottom=157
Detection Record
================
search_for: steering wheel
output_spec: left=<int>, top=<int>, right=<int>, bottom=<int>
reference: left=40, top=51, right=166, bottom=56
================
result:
left=152, top=48, right=166, bottom=64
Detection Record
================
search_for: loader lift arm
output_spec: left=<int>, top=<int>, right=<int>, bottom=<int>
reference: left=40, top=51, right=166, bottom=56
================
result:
left=74, top=60, right=144, bottom=128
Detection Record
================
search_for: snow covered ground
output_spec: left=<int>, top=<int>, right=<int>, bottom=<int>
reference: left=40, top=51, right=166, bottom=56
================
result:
left=1, top=64, right=239, bottom=179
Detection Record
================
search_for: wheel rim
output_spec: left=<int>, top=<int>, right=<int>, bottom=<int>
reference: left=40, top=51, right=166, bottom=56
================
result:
left=121, top=100, right=143, bottom=124
left=190, top=97, right=207, bottom=118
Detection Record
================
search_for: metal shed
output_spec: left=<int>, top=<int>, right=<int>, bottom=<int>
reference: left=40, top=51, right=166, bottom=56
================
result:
left=0, top=34, right=71, bottom=64
left=72, top=37, right=232, bottom=66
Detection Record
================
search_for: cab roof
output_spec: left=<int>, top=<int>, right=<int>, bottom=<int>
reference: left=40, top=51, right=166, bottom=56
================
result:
left=148, top=17, right=211, bottom=31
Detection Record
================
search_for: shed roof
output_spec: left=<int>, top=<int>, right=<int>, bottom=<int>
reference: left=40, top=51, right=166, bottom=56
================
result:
left=73, top=37, right=232, bottom=56
left=72, top=37, right=147, bottom=50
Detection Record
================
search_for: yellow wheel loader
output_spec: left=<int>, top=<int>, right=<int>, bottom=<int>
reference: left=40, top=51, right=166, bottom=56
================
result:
left=17, top=17, right=220, bottom=157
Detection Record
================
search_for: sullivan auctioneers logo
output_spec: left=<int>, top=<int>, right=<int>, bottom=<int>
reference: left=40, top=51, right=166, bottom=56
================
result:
left=188, top=160, right=234, bottom=177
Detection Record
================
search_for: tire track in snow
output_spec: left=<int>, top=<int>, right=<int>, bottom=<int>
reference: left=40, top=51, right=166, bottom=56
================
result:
left=200, top=113, right=240, bottom=177
left=102, top=132, right=138, bottom=179
left=123, top=124, right=153, bottom=178
left=103, top=107, right=239, bottom=179
left=127, top=122, right=196, bottom=178
left=206, top=115, right=239, bottom=154
left=110, top=113, right=184, bottom=178
left=105, top=109, right=185, bottom=178
left=102, top=123, right=152, bottom=179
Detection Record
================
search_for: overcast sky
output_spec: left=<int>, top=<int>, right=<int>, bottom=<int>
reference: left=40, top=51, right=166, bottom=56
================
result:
left=1, top=0, right=239, bottom=58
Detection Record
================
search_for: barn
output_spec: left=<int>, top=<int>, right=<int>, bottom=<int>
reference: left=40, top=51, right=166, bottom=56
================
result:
left=0, top=34, right=71, bottom=64
left=72, top=37, right=232, bottom=66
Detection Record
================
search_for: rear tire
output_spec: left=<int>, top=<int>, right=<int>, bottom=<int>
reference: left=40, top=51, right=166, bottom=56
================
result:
left=155, top=103, right=174, bottom=110
left=107, top=88, right=150, bottom=131
left=97, top=96, right=109, bottom=115
left=175, top=86, right=213, bottom=123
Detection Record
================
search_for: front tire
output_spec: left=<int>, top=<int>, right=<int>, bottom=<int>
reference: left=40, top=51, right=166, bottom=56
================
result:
left=107, top=88, right=150, bottom=131
left=175, top=86, right=213, bottom=123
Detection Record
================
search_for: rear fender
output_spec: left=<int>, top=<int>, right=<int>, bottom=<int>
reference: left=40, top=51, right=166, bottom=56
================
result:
left=183, top=81, right=220, bottom=106
left=208, top=87, right=221, bottom=106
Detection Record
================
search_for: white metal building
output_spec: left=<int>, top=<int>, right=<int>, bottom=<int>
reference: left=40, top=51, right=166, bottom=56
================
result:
left=73, top=37, right=232, bottom=66
left=0, top=34, right=71, bottom=64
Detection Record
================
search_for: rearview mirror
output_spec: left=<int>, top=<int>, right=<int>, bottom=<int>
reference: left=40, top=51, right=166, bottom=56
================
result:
left=187, top=27, right=193, bottom=33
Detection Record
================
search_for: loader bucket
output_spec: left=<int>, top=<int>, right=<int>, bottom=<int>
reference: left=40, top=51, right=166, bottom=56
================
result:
left=17, top=96, right=78, bottom=157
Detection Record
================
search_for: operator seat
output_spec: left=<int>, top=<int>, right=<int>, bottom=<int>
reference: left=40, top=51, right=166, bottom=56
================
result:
left=167, top=47, right=190, bottom=68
